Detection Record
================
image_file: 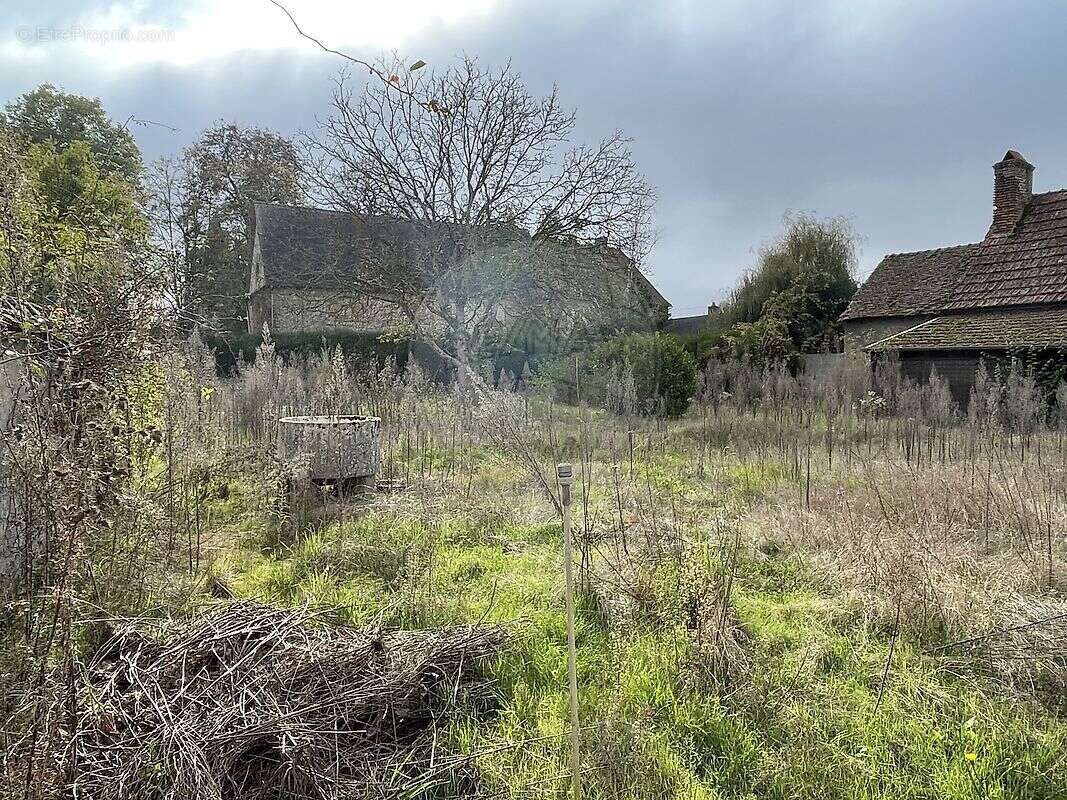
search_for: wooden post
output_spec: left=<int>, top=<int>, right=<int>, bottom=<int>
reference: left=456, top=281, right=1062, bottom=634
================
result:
left=557, top=462, right=581, bottom=800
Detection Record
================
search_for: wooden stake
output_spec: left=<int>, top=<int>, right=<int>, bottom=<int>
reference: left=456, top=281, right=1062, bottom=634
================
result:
left=557, top=462, right=581, bottom=800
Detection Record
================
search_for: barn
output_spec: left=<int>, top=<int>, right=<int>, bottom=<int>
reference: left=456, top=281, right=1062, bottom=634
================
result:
left=841, top=150, right=1067, bottom=404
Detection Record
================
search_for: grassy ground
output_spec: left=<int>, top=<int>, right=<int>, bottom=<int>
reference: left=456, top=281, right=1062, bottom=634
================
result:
left=195, top=400, right=1066, bottom=800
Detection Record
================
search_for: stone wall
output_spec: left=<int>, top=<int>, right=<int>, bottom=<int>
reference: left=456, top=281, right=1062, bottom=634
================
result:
left=842, top=315, right=932, bottom=352
left=278, top=415, right=382, bottom=484
left=251, top=282, right=661, bottom=341
left=247, top=290, right=272, bottom=336
left=250, top=288, right=406, bottom=335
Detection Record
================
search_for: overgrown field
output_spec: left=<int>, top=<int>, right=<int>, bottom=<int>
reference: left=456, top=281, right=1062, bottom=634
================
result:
left=15, top=342, right=1067, bottom=799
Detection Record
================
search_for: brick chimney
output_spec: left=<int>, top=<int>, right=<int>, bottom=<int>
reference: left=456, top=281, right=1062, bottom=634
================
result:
left=986, top=149, right=1033, bottom=239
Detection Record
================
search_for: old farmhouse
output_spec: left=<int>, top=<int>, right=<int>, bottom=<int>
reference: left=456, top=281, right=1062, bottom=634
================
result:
left=841, top=150, right=1067, bottom=403
left=247, top=202, right=669, bottom=342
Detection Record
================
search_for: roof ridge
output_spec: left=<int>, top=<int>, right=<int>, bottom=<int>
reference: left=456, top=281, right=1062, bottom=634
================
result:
left=882, top=242, right=980, bottom=258
left=1030, top=189, right=1067, bottom=201
left=254, top=200, right=359, bottom=216
left=256, top=202, right=522, bottom=231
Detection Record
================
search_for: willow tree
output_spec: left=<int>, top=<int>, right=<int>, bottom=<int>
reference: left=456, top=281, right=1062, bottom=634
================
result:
left=303, top=58, right=657, bottom=385
left=715, top=214, right=859, bottom=366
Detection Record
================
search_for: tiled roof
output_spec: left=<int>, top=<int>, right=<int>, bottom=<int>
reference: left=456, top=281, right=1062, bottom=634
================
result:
left=864, top=305, right=1067, bottom=351
left=253, top=202, right=468, bottom=291
left=251, top=202, right=668, bottom=309
left=943, top=191, right=1067, bottom=310
left=840, top=244, right=979, bottom=320
left=842, top=190, right=1067, bottom=321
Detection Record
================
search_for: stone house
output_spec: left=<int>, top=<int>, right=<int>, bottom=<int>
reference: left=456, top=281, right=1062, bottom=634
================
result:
left=840, top=150, right=1067, bottom=403
left=666, top=303, right=722, bottom=337
left=247, top=202, right=669, bottom=341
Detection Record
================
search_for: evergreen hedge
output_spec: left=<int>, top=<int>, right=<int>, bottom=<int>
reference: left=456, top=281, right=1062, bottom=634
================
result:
left=201, top=331, right=445, bottom=377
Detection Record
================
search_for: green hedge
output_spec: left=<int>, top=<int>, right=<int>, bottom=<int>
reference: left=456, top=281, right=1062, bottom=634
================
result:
left=201, top=331, right=447, bottom=377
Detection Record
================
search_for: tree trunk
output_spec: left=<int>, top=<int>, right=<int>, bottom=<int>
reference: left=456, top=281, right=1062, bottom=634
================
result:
left=452, top=298, right=475, bottom=393
left=454, top=332, right=472, bottom=394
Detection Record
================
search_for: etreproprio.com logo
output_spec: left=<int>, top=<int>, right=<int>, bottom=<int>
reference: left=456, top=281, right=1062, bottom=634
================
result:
left=15, top=26, right=176, bottom=45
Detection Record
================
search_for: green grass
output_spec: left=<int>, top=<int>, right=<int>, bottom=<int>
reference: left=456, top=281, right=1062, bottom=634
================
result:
left=210, top=500, right=1066, bottom=800
left=186, top=399, right=1066, bottom=799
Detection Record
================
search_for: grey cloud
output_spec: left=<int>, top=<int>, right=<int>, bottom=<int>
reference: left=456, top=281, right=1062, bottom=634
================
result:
left=3, top=0, right=1066, bottom=314
left=6, top=0, right=189, bottom=28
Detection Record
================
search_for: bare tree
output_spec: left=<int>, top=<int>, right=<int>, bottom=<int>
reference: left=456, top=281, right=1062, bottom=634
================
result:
left=303, top=58, right=658, bottom=386
left=145, top=156, right=194, bottom=324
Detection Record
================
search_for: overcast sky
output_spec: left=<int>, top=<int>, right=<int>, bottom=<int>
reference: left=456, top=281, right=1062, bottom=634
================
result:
left=4, top=1, right=1066, bottom=315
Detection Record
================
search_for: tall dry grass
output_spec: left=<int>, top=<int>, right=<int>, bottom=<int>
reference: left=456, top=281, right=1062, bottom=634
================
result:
left=192, top=342, right=1067, bottom=633
left=9, top=338, right=1063, bottom=798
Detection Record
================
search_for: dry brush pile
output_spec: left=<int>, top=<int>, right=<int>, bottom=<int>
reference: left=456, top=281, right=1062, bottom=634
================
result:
left=30, top=602, right=507, bottom=799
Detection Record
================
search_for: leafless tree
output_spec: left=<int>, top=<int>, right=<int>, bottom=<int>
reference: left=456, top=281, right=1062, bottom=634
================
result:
left=303, top=58, right=658, bottom=386
left=145, top=157, right=193, bottom=323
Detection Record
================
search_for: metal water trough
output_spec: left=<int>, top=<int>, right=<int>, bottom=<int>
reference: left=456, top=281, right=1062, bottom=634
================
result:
left=278, top=415, right=382, bottom=491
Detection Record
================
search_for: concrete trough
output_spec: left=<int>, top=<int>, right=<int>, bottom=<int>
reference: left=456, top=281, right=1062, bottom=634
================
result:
left=278, top=414, right=382, bottom=491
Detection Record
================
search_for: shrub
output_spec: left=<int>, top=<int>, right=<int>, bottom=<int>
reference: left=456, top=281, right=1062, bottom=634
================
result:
left=596, top=333, right=697, bottom=417
left=200, top=330, right=447, bottom=377
left=677, top=329, right=727, bottom=368
left=541, top=332, right=697, bottom=417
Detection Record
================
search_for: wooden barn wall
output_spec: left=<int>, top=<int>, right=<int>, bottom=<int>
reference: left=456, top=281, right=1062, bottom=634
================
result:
left=898, top=351, right=986, bottom=406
